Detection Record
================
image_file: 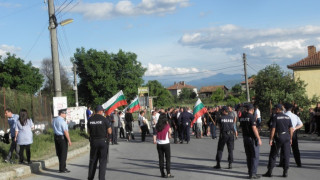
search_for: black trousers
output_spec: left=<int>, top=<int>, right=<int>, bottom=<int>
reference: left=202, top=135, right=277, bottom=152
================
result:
left=112, top=126, right=118, bottom=144
left=203, top=123, right=208, bottom=136
left=88, top=139, right=109, bottom=180
left=243, top=136, right=259, bottom=176
left=119, top=127, right=125, bottom=138
left=279, top=131, right=301, bottom=166
left=267, top=135, right=291, bottom=171
left=157, top=143, right=171, bottom=175
left=181, top=123, right=190, bottom=142
left=125, top=123, right=134, bottom=140
left=216, top=133, right=234, bottom=164
left=19, top=144, right=31, bottom=163
left=173, top=125, right=179, bottom=143
left=141, top=125, right=148, bottom=142
left=54, top=135, right=68, bottom=172
left=6, top=137, right=19, bottom=160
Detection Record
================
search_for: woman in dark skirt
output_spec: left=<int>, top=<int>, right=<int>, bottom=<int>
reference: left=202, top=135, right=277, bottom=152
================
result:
left=154, top=114, right=174, bottom=178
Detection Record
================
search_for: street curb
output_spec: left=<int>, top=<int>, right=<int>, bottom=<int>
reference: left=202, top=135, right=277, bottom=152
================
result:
left=0, top=143, right=90, bottom=180
left=260, top=131, right=320, bottom=141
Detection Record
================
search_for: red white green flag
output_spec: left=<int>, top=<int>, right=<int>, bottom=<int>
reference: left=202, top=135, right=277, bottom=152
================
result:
left=126, top=96, right=140, bottom=113
left=102, top=90, right=128, bottom=115
left=191, top=98, right=207, bottom=127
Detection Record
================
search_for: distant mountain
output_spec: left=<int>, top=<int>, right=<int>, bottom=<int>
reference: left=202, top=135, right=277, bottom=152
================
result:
left=143, top=73, right=244, bottom=89
left=187, top=73, right=244, bottom=89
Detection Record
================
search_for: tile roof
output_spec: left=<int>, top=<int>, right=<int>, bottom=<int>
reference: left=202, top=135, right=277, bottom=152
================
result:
left=199, top=85, right=228, bottom=93
left=167, top=82, right=196, bottom=90
left=240, top=77, right=254, bottom=85
left=288, top=50, right=320, bottom=69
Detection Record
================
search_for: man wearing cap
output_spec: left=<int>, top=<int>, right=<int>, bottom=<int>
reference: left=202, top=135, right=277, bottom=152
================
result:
left=214, top=106, right=235, bottom=169
left=240, top=104, right=262, bottom=179
left=278, top=103, right=303, bottom=167
left=111, top=109, right=120, bottom=145
left=88, top=105, right=112, bottom=180
left=52, top=108, right=72, bottom=173
left=263, top=104, right=293, bottom=178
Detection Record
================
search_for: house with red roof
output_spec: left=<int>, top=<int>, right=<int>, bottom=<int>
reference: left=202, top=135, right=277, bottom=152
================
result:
left=287, top=45, right=320, bottom=98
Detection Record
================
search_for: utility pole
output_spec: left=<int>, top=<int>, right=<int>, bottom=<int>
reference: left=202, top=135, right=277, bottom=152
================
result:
left=243, top=53, right=250, bottom=102
left=48, top=0, right=62, bottom=97
left=73, top=63, right=79, bottom=107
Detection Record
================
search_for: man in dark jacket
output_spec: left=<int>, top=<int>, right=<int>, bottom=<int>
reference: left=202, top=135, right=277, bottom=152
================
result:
left=178, top=107, right=194, bottom=144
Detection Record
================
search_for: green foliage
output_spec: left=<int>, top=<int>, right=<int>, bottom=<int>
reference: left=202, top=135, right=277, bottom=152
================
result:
left=73, top=48, right=146, bottom=106
left=211, top=88, right=225, bottom=102
left=145, top=80, right=173, bottom=107
left=0, top=53, right=44, bottom=94
left=226, top=95, right=241, bottom=106
left=231, top=84, right=243, bottom=95
left=254, top=64, right=318, bottom=115
left=179, top=88, right=196, bottom=100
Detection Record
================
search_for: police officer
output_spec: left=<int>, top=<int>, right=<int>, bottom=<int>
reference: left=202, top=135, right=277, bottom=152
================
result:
left=278, top=103, right=303, bottom=167
left=263, top=104, right=293, bottom=178
left=178, top=107, right=194, bottom=144
left=214, top=106, right=235, bottom=169
left=88, top=105, right=112, bottom=180
left=240, top=104, right=262, bottom=179
left=52, top=109, right=72, bottom=173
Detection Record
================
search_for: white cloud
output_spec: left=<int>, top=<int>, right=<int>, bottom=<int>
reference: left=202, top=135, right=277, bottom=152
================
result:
left=179, top=25, right=320, bottom=61
left=0, top=44, right=21, bottom=57
left=69, top=0, right=190, bottom=19
left=144, top=63, right=199, bottom=76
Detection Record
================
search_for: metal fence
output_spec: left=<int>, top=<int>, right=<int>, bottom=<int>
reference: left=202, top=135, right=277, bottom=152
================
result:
left=0, top=87, right=52, bottom=131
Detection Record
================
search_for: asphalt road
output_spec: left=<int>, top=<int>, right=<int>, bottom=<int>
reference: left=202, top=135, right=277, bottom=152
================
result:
left=23, top=123, right=320, bottom=180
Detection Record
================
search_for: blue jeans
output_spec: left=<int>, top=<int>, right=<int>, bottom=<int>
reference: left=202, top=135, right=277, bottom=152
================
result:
left=210, top=122, right=216, bottom=139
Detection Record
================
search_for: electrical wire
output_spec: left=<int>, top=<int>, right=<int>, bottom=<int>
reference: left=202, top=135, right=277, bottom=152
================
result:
left=56, top=0, right=74, bottom=16
left=24, top=23, right=48, bottom=60
left=59, top=0, right=80, bottom=18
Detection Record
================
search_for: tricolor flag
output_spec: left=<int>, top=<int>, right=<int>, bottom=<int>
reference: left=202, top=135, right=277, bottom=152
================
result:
left=124, top=96, right=141, bottom=113
left=102, top=90, right=128, bottom=116
left=191, top=98, right=208, bottom=127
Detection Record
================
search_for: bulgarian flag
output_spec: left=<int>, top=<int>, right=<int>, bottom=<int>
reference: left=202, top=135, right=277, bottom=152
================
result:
left=102, top=90, right=128, bottom=116
left=125, top=96, right=140, bottom=113
left=191, top=98, right=207, bottom=127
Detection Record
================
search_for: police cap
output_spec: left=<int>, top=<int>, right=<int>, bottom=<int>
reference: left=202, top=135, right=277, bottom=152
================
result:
left=275, top=104, right=283, bottom=110
left=247, top=104, right=254, bottom=110
left=221, top=106, right=229, bottom=112
left=95, top=105, right=104, bottom=112
left=58, top=108, right=67, bottom=115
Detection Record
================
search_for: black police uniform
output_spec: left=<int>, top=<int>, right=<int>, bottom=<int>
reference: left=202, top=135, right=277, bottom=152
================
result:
left=265, top=113, right=292, bottom=176
left=178, top=111, right=194, bottom=143
left=87, top=114, right=111, bottom=180
left=171, top=112, right=179, bottom=144
left=215, top=114, right=234, bottom=168
left=240, top=112, right=260, bottom=177
left=125, top=112, right=135, bottom=140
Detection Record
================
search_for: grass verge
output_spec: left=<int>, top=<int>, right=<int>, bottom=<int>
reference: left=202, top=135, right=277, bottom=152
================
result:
left=0, top=128, right=89, bottom=172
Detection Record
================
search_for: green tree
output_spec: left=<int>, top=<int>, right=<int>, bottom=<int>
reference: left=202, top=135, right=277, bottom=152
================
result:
left=146, top=80, right=173, bottom=107
left=226, top=94, right=241, bottom=106
left=0, top=53, right=44, bottom=94
left=179, top=88, right=196, bottom=100
left=254, top=64, right=318, bottom=115
left=73, top=48, right=146, bottom=106
left=211, top=88, right=225, bottom=102
left=231, top=84, right=243, bottom=95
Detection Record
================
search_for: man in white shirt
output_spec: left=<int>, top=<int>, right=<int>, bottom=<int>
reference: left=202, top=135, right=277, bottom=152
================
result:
left=254, top=105, right=261, bottom=131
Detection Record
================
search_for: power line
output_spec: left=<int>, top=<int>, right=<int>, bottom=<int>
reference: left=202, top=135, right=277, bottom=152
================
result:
left=144, top=65, right=242, bottom=77
left=247, top=64, right=259, bottom=73
left=56, top=0, right=74, bottom=16
left=55, top=0, right=68, bottom=13
left=24, top=23, right=48, bottom=60
left=59, top=0, right=80, bottom=18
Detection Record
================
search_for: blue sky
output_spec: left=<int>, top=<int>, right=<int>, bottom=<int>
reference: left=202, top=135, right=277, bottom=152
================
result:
left=1, top=0, right=320, bottom=82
